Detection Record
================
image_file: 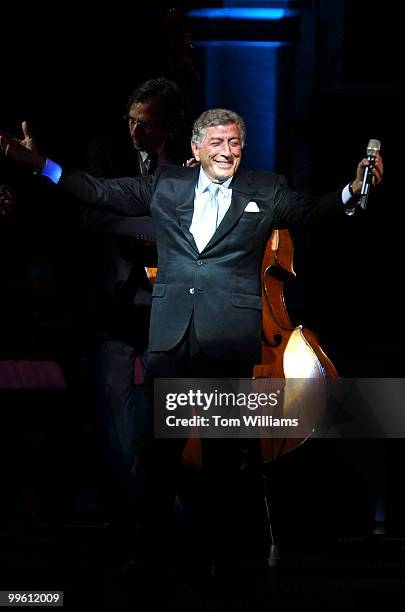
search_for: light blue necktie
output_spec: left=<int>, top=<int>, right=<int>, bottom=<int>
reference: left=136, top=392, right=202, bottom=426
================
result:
left=195, top=182, right=220, bottom=252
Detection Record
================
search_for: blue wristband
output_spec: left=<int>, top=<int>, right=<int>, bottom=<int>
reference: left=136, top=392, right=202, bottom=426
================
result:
left=40, top=158, right=62, bottom=184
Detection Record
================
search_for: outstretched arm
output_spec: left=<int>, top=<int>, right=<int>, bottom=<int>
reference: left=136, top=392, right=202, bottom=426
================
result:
left=273, top=151, right=385, bottom=228
left=0, top=123, right=152, bottom=217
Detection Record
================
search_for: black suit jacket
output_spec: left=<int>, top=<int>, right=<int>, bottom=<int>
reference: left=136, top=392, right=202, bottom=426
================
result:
left=62, top=164, right=344, bottom=365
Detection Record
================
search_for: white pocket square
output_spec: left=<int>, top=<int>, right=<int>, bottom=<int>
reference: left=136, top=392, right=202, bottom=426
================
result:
left=244, top=201, right=260, bottom=212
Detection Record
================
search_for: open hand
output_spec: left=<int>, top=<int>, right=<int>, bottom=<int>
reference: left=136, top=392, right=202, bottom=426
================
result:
left=0, top=122, right=44, bottom=171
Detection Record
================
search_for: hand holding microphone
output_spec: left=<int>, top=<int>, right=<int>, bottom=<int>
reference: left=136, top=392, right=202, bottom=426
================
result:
left=350, top=139, right=383, bottom=208
left=359, top=139, right=381, bottom=209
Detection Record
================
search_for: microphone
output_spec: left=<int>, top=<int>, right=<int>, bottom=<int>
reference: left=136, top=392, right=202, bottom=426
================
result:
left=359, top=138, right=381, bottom=210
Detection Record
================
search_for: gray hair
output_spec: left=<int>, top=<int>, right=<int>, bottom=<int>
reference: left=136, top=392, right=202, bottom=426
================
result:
left=191, top=108, right=246, bottom=146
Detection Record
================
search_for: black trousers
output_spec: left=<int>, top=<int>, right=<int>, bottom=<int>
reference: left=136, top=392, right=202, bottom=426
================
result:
left=141, top=319, right=267, bottom=565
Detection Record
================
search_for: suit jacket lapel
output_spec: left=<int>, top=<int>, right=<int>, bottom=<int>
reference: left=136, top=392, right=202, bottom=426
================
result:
left=174, top=166, right=200, bottom=253
left=203, top=171, right=256, bottom=252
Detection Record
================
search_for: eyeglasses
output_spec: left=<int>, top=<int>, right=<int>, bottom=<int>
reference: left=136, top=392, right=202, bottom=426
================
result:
left=124, top=115, right=161, bottom=131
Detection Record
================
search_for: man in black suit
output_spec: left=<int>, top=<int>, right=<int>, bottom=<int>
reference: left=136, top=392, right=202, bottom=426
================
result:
left=0, top=108, right=383, bottom=568
left=37, top=108, right=380, bottom=374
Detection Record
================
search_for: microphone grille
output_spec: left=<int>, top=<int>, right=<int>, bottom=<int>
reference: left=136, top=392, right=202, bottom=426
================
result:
left=367, top=139, right=381, bottom=156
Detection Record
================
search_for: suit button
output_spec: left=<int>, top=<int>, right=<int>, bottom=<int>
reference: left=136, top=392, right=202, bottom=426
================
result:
left=189, top=288, right=195, bottom=294
left=196, top=259, right=203, bottom=266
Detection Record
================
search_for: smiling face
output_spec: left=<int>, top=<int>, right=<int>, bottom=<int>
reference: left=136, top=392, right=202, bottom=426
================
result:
left=191, top=123, right=243, bottom=183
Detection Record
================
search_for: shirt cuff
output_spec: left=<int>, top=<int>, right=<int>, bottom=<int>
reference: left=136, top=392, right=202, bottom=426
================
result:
left=341, top=183, right=357, bottom=216
left=40, top=159, right=62, bottom=184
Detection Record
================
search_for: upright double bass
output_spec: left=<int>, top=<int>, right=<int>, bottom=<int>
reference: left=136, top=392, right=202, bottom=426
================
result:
left=252, top=228, right=338, bottom=462
left=182, top=229, right=338, bottom=468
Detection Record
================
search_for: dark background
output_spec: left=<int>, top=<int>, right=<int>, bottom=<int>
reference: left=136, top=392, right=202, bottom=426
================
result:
left=0, top=0, right=404, bottom=591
